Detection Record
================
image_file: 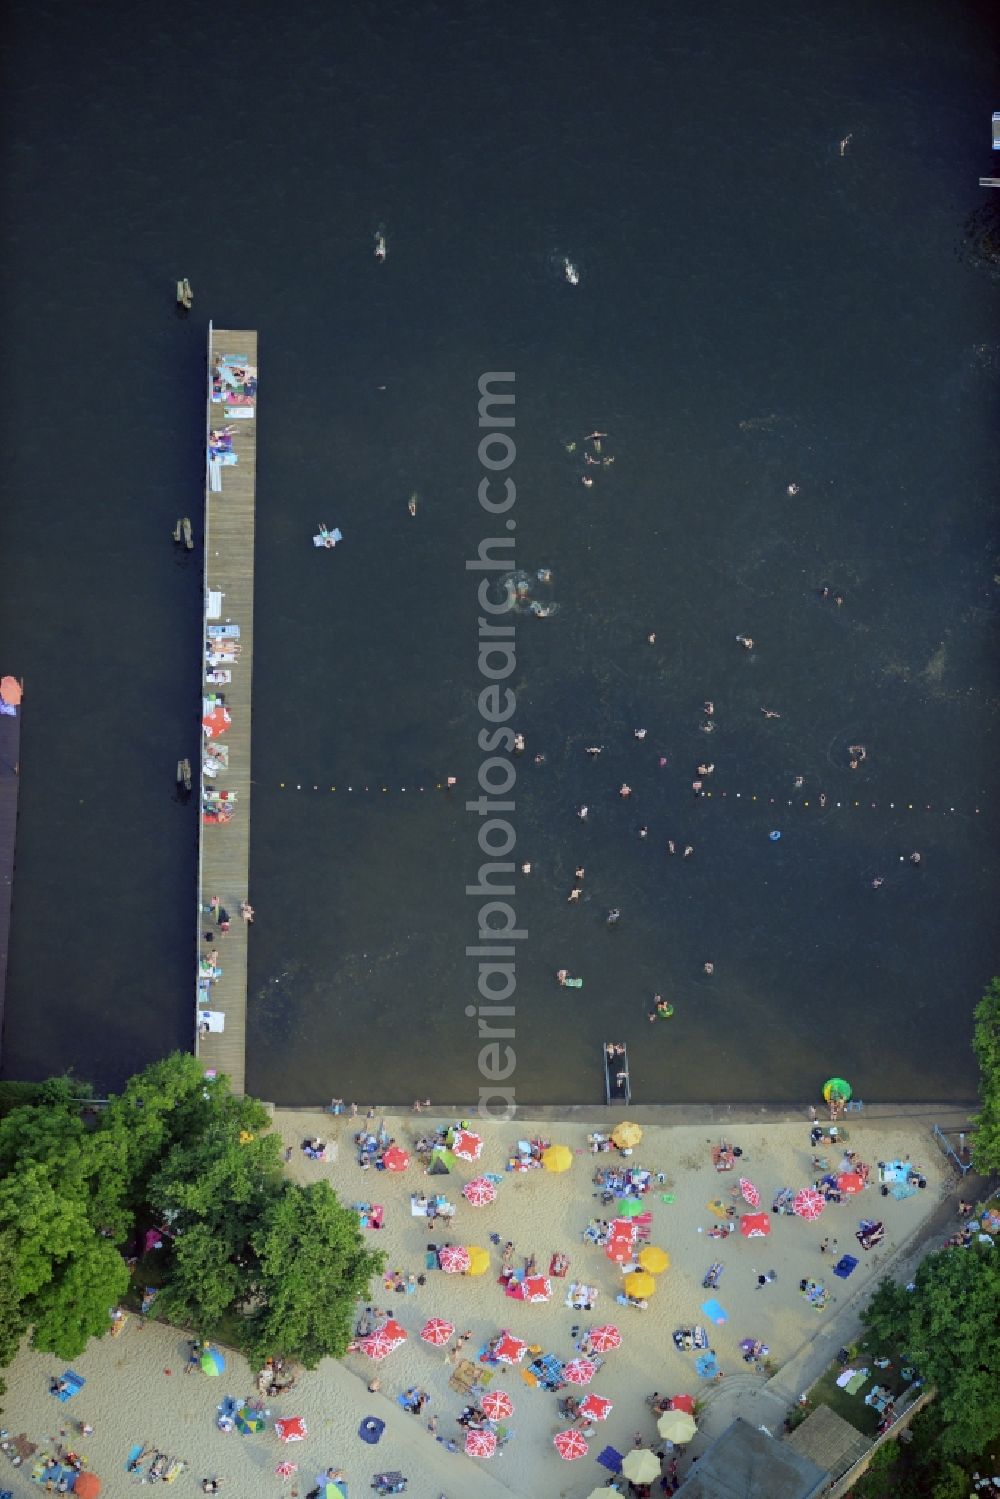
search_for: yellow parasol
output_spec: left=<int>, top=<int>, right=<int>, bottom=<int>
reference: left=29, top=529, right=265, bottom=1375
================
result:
left=542, top=1144, right=573, bottom=1173
left=622, top=1448, right=661, bottom=1484
left=658, top=1408, right=697, bottom=1443
left=638, top=1245, right=670, bottom=1274
left=624, top=1270, right=656, bottom=1299
left=611, top=1121, right=642, bottom=1149
left=466, top=1246, right=491, bottom=1277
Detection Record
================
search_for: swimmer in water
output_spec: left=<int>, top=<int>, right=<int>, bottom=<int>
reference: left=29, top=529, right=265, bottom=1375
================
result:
left=818, top=584, right=830, bottom=599
left=574, top=866, right=585, bottom=882
left=703, top=962, right=714, bottom=974
left=537, top=568, right=553, bottom=584
left=833, top=592, right=845, bottom=607
left=839, top=133, right=852, bottom=156
left=683, top=845, right=694, bottom=858
left=530, top=601, right=556, bottom=618
left=737, top=635, right=754, bottom=650
left=374, top=229, right=387, bottom=261
left=513, top=732, right=525, bottom=753
left=556, top=969, right=569, bottom=985
left=871, top=876, right=884, bottom=889
left=819, top=792, right=828, bottom=807
left=787, top=482, right=800, bottom=495
left=568, top=888, right=581, bottom=902
left=761, top=708, right=781, bottom=719
left=909, top=851, right=922, bottom=865
left=793, top=775, right=804, bottom=788
left=619, top=783, right=632, bottom=798
left=607, top=908, right=621, bottom=926
left=698, top=763, right=714, bottom=776
left=534, top=752, right=547, bottom=764
left=638, top=825, right=648, bottom=839
left=700, top=720, right=716, bottom=734
left=581, top=474, right=594, bottom=488
left=408, top=492, right=418, bottom=516
left=647, top=631, right=656, bottom=644
left=521, top=861, right=531, bottom=875
left=585, top=746, right=603, bottom=757
left=692, top=779, right=703, bottom=795
left=578, top=805, right=589, bottom=820
left=703, top=701, right=714, bottom=716
left=634, top=728, right=647, bottom=740
left=667, top=840, right=676, bottom=855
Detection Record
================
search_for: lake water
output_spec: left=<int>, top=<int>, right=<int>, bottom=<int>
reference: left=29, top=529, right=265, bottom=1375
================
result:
left=1, top=0, right=999, bottom=1105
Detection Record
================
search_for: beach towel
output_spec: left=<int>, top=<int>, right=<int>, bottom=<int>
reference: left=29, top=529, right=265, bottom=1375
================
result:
left=51, top=1370, right=84, bottom=1401
left=892, top=1183, right=918, bottom=1201
left=844, top=1369, right=869, bottom=1395
left=701, top=1298, right=728, bottom=1324
left=126, top=1444, right=144, bottom=1471
left=695, top=1352, right=719, bottom=1379
left=359, top=1416, right=385, bottom=1444
left=833, top=1255, right=859, bottom=1279
left=596, top=1446, right=624, bottom=1474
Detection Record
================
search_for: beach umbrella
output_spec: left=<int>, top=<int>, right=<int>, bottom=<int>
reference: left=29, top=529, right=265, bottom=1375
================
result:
left=793, top=1187, right=826, bottom=1221
left=669, top=1393, right=696, bottom=1415
left=823, top=1077, right=852, bottom=1103
left=438, top=1244, right=471, bottom=1273
left=616, top=1198, right=645, bottom=1219
left=202, top=705, right=231, bottom=738
left=382, top=1145, right=410, bottom=1172
left=605, top=1238, right=633, bottom=1265
left=638, top=1245, right=670, bottom=1273
left=739, top=1177, right=760, bottom=1207
left=623, top=1448, right=661, bottom=1484
left=554, top=1429, right=589, bottom=1460
left=452, top=1129, right=484, bottom=1161
left=275, top=1417, right=307, bottom=1442
left=73, top=1476, right=101, bottom=1499
left=611, top=1121, right=642, bottom=1149
left=466, top=1245, right=490, bottom=1277
left=361, top=1320, right=407, bottom=1359
left=658, top=1408, right=697, bottom=1444
left=465, top=1428, right=497, bottom=1457
left=419, top=1317, right=455, bottom=1347
left=579, top=1393, right=613, bottom=1421
left=462, top=1177, right=496, bottom=1206
left=0, top=677, right=22, bottom=705
left=563, top=1357, right=599, bottom=1385
left=837, top=1172, right=864, bottom=1195
left=200, top=1346, right=225, bottom=1375
left=542, top=1144, right=573, bottom=1173
left=235, top=1406, right=266, bottom=1434
left=624, top=1270, right=656, bottom=1298
left=494, top=1331, right=528, bottom=1364
left=275, top=1461, right=299, bottom=1478
left=481, top=1389, right=515, bottom=1420
left=588, top=1324, right=622, bottom=1353
left=740, top=1212, right=771, bottom=1238
left=522, top=1274, right=551, bottom=1302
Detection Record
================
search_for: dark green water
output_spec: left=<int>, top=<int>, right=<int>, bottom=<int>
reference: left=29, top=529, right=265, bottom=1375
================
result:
left=1, top=0, right=998, bottom=1104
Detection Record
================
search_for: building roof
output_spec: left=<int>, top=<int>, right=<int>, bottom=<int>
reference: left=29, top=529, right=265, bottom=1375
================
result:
left=785, top=1403, right=872, bottom=1481
left=675, top=1417, right=829, bottom=1499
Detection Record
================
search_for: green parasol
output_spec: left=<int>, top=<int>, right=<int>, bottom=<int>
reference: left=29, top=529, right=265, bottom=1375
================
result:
left=823, top=1078, right=852, bottom=1103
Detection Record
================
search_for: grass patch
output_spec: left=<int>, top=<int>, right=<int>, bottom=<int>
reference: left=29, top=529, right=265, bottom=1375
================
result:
left=790, top=1338, right=919, bottom=1438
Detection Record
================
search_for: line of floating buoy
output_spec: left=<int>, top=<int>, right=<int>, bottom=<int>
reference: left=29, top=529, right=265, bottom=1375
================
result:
left=270, top=783, right=982, bottom=813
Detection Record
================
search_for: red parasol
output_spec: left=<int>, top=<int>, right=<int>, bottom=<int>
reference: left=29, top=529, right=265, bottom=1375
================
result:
left=837, top=1172, right=864, bottom=1195
left=793, top=1187, right=826, bottom=1221
left=494, top=1331, right=528, bottom=1364
left=419, top=1317, right=455, bottom=1347
left=438, top=1244, right=471, bottom=1273
left=563, top=1356, right=598, bottom=1386
left=202, top=705, right=231, bottom=738
left=452, top=1129, right=484, bottom=1161
left=274, top=1417, right=306, bottom=1442
left=588, top=1324, right=622, bottom=1353
left=523, top=1274, right=552, bottom=1302
left=605, top=1238, right=633, bottom=1264
left=580, top=1392, right=614, bottom=1420
left=670, top=1393, right=696, bottom=1415
left=462, top=1177, right=496, bottom=1206
left=465, top=1428, right=497, bottom=1457
left=481, top=1390, right=514, bottom=1420
left=382, top=1146, right=409, bottom=1172
left=361, top=1320, right=407, bottom=1359
left=72, top=1476, right=101, bottom=1499
left=739, top=1177, right=760, bottom=1207
left=554, top=1428, right=589, bottom=1460
left=274, top=1461, right=298, bottom=1478
left=740, top=1212, right=771, bottom=1238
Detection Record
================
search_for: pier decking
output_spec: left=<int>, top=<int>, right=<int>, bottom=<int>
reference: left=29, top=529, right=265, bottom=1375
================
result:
left=0, top=676, right=23, bottom=1063
left=196, top=327, right=258, bottom=1094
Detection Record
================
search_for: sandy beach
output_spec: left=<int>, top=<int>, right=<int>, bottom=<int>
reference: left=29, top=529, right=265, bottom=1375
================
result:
left=0, top=1109, right=956, bottom=1499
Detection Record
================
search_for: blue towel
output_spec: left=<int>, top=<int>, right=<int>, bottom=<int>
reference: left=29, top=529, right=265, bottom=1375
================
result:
left=596, top=1446, right=624, bottom=1473
left=125, top=1444, right=144, bottom=1472
left=52, top=1370, right=84, bottom=1401
left=833, top=1254, right=859, bottom=1279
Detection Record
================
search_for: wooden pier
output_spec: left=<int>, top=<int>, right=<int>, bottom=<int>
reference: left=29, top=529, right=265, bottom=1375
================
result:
left=0, top=676, right=23, bottom=1064
left=196, top=326, right=258, bottom=1094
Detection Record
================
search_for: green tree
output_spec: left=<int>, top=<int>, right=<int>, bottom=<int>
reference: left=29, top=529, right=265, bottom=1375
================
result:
left=246, top=1181, right=384, bottom=1367
left=156, top=1222, right=242, bottom=1333
left=862, top=1246, right=1000, bottom=1456
left=972, top=976, right=1000, bottom=1174
left=26, top=1237, right=129, bottom=1358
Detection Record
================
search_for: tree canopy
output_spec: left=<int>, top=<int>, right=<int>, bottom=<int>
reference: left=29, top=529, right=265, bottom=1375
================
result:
left=972, top=976, right=1000, bottom=1174
left=861, top=1244, right=1000, bottom=1457
left=0, top=1054, right=383, bottom=1375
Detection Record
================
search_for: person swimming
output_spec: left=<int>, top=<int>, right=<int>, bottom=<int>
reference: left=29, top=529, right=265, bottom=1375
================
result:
left=563, top=258, right=580, bottom=285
